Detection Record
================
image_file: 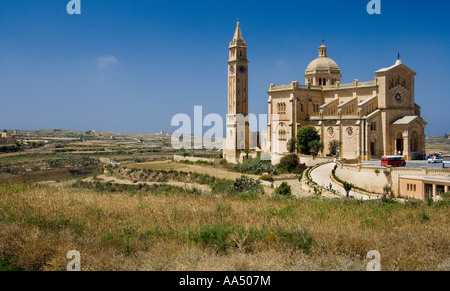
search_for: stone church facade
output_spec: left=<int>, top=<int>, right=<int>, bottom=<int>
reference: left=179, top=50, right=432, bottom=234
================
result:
left=225, top=22, right=427, bottom=163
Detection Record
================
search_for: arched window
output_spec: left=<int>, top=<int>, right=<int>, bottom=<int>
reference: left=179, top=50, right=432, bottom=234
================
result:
left=411, top=132, right=419, bottom=153
left=278, top=124, right=287, bottom=141
left=323, top=79, right=327, bottom=86
left=319, top=79, right=322, bottom=86
left=278, top=102, right=286, bottom=114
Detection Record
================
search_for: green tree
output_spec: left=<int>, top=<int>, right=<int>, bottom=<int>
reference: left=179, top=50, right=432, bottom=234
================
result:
left=343, top=181, right=354, bottom=198
left=329, top=140, right=342, bottom=156
left=275, top=182, right=292, bottom=197
left=309, top=140, right=324, bottom=156
left=287, top=138, right=297, bottom=154
left=297, top=126, right=321, bottom=155
left=277, top=154, right=300, bottom=173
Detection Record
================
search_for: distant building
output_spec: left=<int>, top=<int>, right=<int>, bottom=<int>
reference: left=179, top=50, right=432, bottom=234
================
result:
left=0, top=131, right=17, bottom=145
left=400, top=176, right=450, bottom=201
left=86, top=130, right=100, bottom=137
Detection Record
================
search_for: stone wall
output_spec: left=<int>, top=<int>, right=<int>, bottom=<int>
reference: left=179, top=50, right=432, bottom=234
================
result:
left=270, top=153, right=332, bottom=167
left=173, top=155, right=215, bottom=163
left=336, top=163, right=450, bottom=195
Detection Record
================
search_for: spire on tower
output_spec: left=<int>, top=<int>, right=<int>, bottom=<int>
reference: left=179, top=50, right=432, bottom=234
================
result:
left=232, top=20, right=245, bottom=45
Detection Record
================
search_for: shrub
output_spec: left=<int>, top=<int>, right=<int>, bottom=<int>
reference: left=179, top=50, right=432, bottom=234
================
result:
left=328, top=140, right=342, bottom=156
left=277, top=228, right=314, bottom=254
left=231, top=176, right=264, bottom=196
left=275, top=182, right=292, bottom=197
left=441, top=192, right=450, bottom=201
left=194, top=160, right=213, bottom=166
left=287, top=138, right=297, bottom=154
left=276, top=154, right=299, bottom=173
left=309, top=140, right=324, bottom=156
left=233, top=158, right=277, bottom=175
left=259, top=174, right=275, bottom=183
left=211, top=179, right=234, bottom=194
left=383, top=185, right=393, bottom=196
left=188, top=222, right=246, bottom=252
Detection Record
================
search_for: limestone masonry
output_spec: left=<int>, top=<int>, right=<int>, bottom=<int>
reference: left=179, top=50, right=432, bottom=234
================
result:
left=224, top=21, right=426, bottom=163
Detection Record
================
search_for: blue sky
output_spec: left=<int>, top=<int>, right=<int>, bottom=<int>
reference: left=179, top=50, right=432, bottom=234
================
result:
left=0, top=0, right=449, bottom=136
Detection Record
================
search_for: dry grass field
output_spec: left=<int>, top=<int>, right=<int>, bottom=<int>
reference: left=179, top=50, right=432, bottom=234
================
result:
left=0, top=180, right=449, bottom=271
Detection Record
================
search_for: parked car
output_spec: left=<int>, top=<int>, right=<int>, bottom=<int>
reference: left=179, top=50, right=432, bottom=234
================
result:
left=443, top=155, right=450, bottom=168
left=381, top=156, right=406, bottom=167
left=428, top=157, right=443, bottom=164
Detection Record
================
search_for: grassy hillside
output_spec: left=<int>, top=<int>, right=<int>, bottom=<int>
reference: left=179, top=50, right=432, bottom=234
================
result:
left=426, top=134, right=450, bottom=154
left=0, top=182, right=448, bottom=271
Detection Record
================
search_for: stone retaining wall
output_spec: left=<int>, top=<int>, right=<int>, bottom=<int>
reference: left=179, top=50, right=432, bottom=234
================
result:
left=336, top=162, right=450, bottom=195
left=173, top=155, right=215, bottom=163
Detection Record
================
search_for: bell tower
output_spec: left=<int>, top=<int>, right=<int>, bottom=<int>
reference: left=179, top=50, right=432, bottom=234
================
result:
left=224, top=20, right=250, bottom=163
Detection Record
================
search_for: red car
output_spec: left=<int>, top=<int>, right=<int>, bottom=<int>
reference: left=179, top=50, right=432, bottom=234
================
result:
left=381, top=156, right=406, bottom=167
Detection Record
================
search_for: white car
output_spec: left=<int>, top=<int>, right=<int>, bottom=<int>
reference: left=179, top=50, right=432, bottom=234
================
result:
left=428, top=157, right=443, bottom=163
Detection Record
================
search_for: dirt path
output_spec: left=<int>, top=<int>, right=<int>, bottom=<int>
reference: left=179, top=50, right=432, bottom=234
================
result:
left=310, top=163, right=376, bottom=200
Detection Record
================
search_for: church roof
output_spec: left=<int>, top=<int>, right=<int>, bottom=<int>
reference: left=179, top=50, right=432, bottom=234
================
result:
left=358, top=96, right=377, bottom=106
left=305, top=42, right=341, bottom=75
left=320, top=98, right=338, bottom=109
left=338, top=97, right=357, bottom=108
left=306, top=57, right=340, bottom=74
left=376, top=59, right=416, bottom=75
left=392, top=116, right=424, bottom=125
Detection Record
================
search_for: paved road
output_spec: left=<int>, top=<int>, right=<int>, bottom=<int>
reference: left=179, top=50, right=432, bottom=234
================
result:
left=361, top=160, right=446, bottom=169
left=310, top=163, right=378, bottom=200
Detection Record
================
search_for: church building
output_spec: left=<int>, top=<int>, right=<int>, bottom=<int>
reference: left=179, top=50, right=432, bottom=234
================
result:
left=224, top=21, right=427, bottom=163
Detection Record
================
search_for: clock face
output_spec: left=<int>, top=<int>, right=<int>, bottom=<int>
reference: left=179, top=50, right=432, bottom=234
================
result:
left=395, top=92, right=403, bottom=104
left=238, top=66, right=246, bottom=74
left=230, top=66, right=235, bottom=73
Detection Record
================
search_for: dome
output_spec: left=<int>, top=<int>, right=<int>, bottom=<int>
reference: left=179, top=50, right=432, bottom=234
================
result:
left=305, top=44, right=341, bottom=75
left=306, top=57, right=340, bottom=74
